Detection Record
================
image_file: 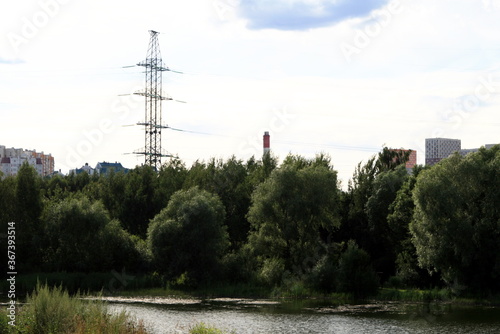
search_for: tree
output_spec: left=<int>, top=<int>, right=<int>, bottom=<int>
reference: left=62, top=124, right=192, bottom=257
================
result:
left=245, top=153, right=278, bottom=187
left=15, top=162, right=43, bottom=271
left=183, top=157, right=252, bottom=249
left=147, top=187, right=229, bottom=284
left=157, top=159, right=188, bottom=209
left=410, top=146, right=500, bottom=293
left=376, top=147, right=411, bottom=172
left=247, top=155, right=340, bottom=284
left=42, top=197, right=141, bottom=272
left=0, top=176, right=17, bottom=275
left=99, top=169, right=127, bottom=222
left=0, top=176, right=16, bottom=225
left=365, top=165, right=409, bottom=280
left=213, top=157, right=253, bottom=249
left=43, top=174, right=70, bottom=201
left=121, top=165, right=160, bottom=237
left=337, top=240, right=379, bottom=298
left=387, top=165, right=435, bottom=287
left=340, top=148, right=413, bottom=282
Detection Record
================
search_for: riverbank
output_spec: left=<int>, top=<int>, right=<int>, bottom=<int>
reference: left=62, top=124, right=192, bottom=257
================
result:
left=99, top=285, right=500, bottom=308
left=0, top=283, right=148, bottom=334
left=3, top=282, right=500, bottom=334
left=106, top=297, right=500, bottom=334
left=3, top=272, right=500, bottom=307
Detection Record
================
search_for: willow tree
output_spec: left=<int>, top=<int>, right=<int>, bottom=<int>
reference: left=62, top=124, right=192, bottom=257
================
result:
left=410, top=146, right=500, bottom=293
left=246, top=155, right=340, bottom=284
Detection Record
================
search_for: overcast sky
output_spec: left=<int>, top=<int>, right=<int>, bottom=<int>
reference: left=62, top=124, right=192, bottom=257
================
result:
left=1, top=0, right=499, bottom=187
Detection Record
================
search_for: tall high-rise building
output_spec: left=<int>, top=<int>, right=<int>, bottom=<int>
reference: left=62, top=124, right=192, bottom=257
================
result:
left=425, top=138, right=461, bottom=166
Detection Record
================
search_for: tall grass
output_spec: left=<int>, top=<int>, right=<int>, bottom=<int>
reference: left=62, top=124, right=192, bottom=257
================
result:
left=189, top=322, right=235, bottom=334
left=377, top=288, right=453, bottom=302
left=2, top=283, right=148, bottom=334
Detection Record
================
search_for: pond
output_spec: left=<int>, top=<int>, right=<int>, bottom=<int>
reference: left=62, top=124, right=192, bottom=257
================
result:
left=107, top=297, right=500, bottom=333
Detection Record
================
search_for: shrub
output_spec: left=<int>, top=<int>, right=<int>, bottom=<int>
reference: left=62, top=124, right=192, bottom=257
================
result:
left=337, top=241, right=379, bottom=298
left=189, top=322, right=234, bottom=334
left=14, top=283, right=148, bottom=334
left=0, top=311, right=9, bottom=333
left=308, top=253, right=338, bottom=293
left=258, top=257, right=285, bottom=286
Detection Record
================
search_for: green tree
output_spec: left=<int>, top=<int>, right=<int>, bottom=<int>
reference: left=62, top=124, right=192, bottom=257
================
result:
left=0, top=176, right=16, bottom=225
left=15, top=162, right=43, bottom=271
left=183, top=157, right=252, bottom=249
left=341, top=157, right=377, bottom=256
left=147, top=187, right=229, bottom=284
left=43, top=197, right=108, bottom=271
left=337, top=240, right=379, bottom=298
left=42, top=174, right=70, bottom=201
left=0, top=176, right=17, bottom=275
left=365, top=165, right=409, bottom=280
left=99, top=169, right=127, bottom=221
left=157, top=159, right=188, bottom=209
left=245, top=153, right=278, bottom=188
left=43, top=197, right=141, bottom=272
left=387, top=165, right=434, bottom=287
left=376, top=147, right=411, bottom=172
left=247, top=155, right=340, bottom=284
left=410, top=146, right=500, bottom=293
left=121, top=165, right=160, bottom=237
left=340, top=148, right=412, bottom=282
left=212, top=157, right=252, bottom=249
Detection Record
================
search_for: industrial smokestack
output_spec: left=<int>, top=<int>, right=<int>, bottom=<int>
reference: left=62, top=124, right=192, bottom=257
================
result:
left=263, top=131, right=270, bottom=155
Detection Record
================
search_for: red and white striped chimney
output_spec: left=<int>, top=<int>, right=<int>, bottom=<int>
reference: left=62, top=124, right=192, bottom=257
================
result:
left=263, top=131, right=270, bottom=155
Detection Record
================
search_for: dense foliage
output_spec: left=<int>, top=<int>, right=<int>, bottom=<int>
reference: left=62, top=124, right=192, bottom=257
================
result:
left=0, top=146, right=499, bottom=296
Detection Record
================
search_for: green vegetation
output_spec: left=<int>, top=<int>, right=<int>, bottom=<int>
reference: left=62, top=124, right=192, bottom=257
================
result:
left=411, top=147, right=500, bottom=294
left=0, top=283, right=148, bottom=334
left=189, top=323, right=234, bottom=334
left=1, top=146, right=499, bottom=302
left=148, top=187, right=229, bottom=285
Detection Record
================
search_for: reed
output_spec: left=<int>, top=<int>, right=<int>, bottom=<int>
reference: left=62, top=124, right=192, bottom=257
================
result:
left=189, top=322, right=235, bottom=334
left=3, top=282, right=148, bottom=334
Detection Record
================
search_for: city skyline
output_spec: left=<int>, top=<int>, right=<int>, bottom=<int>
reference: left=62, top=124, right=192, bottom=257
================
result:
left=1, top=0, right=499, bottom=186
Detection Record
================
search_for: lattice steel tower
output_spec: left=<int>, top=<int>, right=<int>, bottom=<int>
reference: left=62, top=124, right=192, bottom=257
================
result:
left=134, top=30, right=171, bottom=171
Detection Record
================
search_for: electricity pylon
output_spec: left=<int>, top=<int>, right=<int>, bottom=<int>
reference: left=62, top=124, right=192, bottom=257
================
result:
left=133, top=30, right=171, bottom=171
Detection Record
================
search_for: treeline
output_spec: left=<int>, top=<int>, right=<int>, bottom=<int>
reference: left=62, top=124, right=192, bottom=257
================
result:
left=1, top=145, right=499, bottom=297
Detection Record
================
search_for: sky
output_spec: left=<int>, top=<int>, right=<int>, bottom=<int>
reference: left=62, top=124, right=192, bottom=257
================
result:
left=1, top=0, right=499, bottom=187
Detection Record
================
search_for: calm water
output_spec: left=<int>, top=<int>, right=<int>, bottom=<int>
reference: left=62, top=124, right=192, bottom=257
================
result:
left=107, top=297, right=500, bottom=334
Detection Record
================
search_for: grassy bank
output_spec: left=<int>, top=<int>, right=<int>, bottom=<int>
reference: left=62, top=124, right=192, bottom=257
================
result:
left=3, top=273, right=500, bottom=307
left=0, top=283, right=148, bottom=334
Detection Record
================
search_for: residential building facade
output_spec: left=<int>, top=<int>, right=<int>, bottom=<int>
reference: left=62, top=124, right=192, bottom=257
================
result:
left=69, top=163, right=95, bottom=175
left=0, top=145, right=53, bottom=177
left=425, top=138, right=461, bottom=166
left=95, top=161, right=128, bottom=175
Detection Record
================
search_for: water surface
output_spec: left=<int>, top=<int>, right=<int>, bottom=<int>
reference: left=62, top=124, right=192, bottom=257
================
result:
left=107, top=297, right=500, bottom=334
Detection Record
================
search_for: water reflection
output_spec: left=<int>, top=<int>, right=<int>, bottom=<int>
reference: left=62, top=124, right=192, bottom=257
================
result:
left=107, top=298, right=500, bottom=334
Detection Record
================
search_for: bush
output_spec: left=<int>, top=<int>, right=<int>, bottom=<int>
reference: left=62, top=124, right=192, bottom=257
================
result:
left=258, top=257, right=285, bottom=286
left=189, top=322, right=234, bottom=334
left=0, top=311, right=9, bottom=334
left=13, top=283, right=148, bottom=334
left=337, top=241, right=379, bottom=298
left=308, top=253, right=338, bottom=293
